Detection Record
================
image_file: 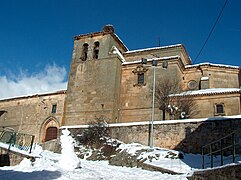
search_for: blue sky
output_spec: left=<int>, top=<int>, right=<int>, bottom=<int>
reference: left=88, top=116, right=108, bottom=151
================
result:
left=0, top=0, right=240, bottom=98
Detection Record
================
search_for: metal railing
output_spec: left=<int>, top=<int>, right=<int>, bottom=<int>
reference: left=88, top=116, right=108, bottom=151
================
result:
left=202, top=129, right=241, bottom=168
left=0, top=129, right=35, bottom=154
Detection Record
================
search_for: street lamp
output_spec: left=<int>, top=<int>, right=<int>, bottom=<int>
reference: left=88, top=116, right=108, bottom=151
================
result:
left=141, top=58, right=168, bottom=148
left=150, top=60, right=157, bottom=148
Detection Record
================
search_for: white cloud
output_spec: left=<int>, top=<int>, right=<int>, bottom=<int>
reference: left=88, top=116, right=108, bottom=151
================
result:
left=0, top=64, right=68, bottom=100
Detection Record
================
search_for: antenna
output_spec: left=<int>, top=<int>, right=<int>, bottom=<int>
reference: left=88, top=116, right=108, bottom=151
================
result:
left=158, top=36, right=161, bottom=47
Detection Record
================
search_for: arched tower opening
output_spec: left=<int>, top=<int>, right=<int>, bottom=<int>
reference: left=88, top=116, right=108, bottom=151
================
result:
left=81, top=43, right=89, bottom=61
left=93, top=41, right=100, bottom=59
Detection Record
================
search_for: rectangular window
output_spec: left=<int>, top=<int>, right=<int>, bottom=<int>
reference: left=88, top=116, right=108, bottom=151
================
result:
left=216, top=104, right=224, bottom=114
left=200, top=77, right=209, bottom=89
left=215, top=104, right=224, bottom=115
left=138, top=73, right=144, bottom=85
left=51, top=104, right=57, bottom=113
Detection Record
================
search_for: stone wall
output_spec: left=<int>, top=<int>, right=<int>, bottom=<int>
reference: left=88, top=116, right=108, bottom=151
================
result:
left=63, top=57, right=122, bottom=125
left=0, top=148, right=24, bottom=166
left=62, top=32, right=125, bottom=125
left=187, top=163, right=241, bottom=180
left=68, top=117, right=241, bottom=154
left=113, top=117, right=241, bottom=153
left=41, top=138, right=60, bottom=153
left=0, top=91, right=66, bottom=143
left=184, top=64, right=240, bottom=90
left=193, top=93, right=241, bottom=118
left=119, top=58, right=183, bottom=123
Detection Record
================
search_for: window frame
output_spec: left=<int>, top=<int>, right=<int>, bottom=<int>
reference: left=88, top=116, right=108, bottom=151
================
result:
left=51, top=104, right=57, bottom=114
left=132, top=65, right=148, bottom=87
left=214, top=103, right=225, bottom=116
left=137, top=73, right=145, bottom=85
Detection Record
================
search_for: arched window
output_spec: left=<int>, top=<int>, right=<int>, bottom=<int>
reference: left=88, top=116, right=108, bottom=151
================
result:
left=45, top=127, right=58, bottom=142
left=93, top=41, right=100, bottom=59
left=82, top=43, right=89, bottom=61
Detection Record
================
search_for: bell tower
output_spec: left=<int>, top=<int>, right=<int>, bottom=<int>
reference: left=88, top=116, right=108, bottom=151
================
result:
left=62, top=25, right=128, bottom=125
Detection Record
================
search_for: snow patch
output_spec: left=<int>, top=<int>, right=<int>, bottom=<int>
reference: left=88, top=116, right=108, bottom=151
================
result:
left=118, top=143, right=149, bottom=155
left=174, top=88, right=241, bottom=96
left=201, top=76, right=209, bottom=80
left=125, top=44, right=183, bottom=54
left=185, top=62, right=240, bottom=69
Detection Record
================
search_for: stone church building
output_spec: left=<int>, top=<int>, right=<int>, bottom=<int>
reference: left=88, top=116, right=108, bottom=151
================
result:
left=0, top=25, right=240, bottom=144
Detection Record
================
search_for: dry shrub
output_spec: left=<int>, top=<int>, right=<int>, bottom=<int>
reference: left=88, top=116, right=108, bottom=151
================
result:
left=77, top=116, right=110, bottom=148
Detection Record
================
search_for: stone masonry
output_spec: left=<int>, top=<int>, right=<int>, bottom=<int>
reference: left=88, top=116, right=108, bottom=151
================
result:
left=68, top=116, right=241, bottom=154
left=0, top=25, right=240, bottom=146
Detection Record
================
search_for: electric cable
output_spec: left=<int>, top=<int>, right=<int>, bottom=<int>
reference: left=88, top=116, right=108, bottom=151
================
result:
left=193, top=0, right=229, bottom=63
left=182, top=0, right=229, bottom=81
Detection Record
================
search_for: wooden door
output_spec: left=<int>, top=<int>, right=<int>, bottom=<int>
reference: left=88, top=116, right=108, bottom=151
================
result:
left=45, top=127, right=57, bottom=142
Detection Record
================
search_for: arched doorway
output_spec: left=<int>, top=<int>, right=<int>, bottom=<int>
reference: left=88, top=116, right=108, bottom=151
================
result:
left=45, top=127, right=58, bottom=142
left=39, top=116, right=60, bottom=143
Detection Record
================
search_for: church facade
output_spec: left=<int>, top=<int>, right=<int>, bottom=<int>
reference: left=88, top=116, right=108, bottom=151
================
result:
left=0, top=25, right=240, bottom=143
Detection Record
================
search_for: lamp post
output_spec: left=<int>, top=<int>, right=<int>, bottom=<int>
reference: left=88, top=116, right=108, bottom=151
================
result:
left=150, top=60, right=157, bottom=148
left=141, top=58, right=168, bottom=148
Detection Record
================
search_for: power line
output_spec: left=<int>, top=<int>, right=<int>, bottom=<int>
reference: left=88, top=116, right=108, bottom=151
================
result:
left=193, top=0, right=229, bottom=63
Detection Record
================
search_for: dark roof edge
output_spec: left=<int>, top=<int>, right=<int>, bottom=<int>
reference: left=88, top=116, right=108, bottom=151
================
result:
left=73, top=31, right=128, bottom=52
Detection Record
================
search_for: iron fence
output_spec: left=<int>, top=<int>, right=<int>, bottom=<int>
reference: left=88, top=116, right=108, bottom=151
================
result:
left=202, top=129, right=241, bottom=168
left=0, top=129, right=35, bottom=153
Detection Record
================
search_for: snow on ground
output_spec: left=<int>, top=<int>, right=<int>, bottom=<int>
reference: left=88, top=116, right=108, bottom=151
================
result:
left=1, top=129, right=240, bottom=179
left=0, top=129, right=187, bottom=179
left=1, top=147, right=241, bottom=180
left=0, top=129, right=189, bottom=179
left=116, top=143, right=203, bottom=174
left=0, top=149, right=188, bottom=180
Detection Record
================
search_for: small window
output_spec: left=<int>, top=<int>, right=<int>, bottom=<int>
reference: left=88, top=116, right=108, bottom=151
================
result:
left=138, top=73, right=145, bottom=85
left=200, top=77, right=209, bottom=89
left=215, top=104, right=225, bottom=115
left=187, top=80, right=197, bottom=90
left=51, top=104, right=57, bottom=113
left=216, top=104, right=224, bottom=114
left=82, top=43, right=89, bottom=61
left=132, top=65, right=148, bottom=87
left=93, top=41, right=100, bottom=59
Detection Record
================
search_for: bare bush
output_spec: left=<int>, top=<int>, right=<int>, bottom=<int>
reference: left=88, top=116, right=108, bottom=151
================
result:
left=77, top=116, right=110, bottom=148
